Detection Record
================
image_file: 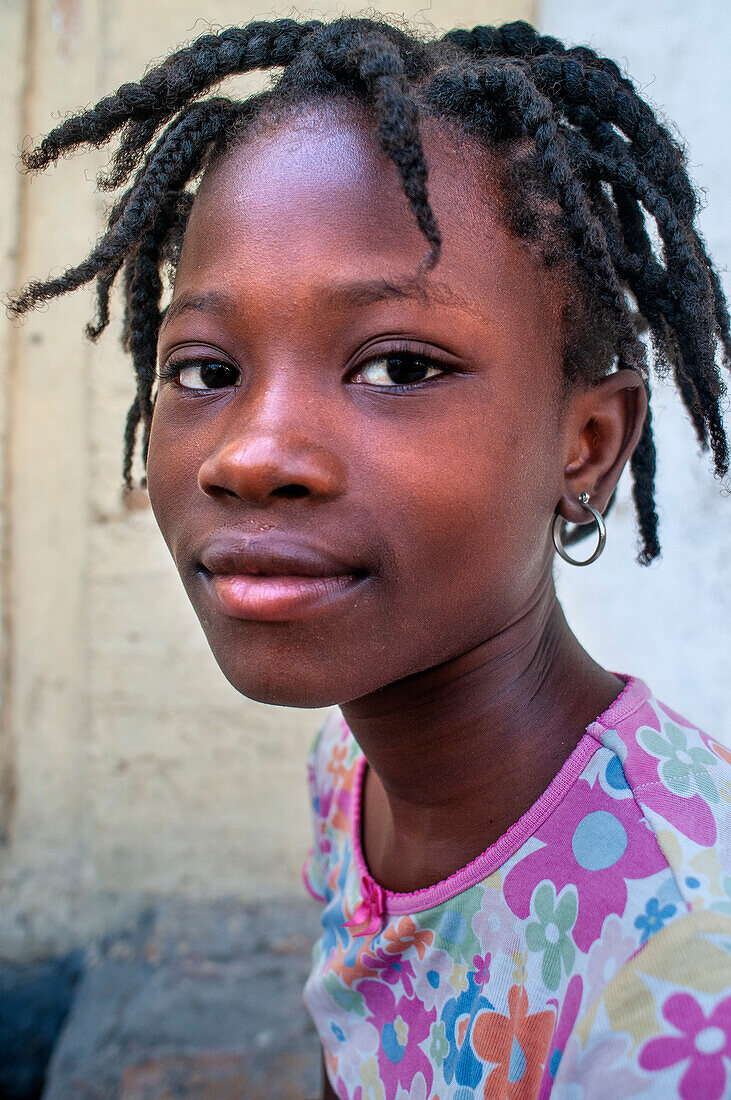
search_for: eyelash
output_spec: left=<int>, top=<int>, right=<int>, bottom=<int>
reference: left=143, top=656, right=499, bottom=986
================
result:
left=157, top=357, right=240, bottom=390
left=157, top=345, right=455, bottom=393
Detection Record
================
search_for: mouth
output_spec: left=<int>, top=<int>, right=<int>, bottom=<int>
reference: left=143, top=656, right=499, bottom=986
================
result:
left=196, top=535, right=370, bottom=622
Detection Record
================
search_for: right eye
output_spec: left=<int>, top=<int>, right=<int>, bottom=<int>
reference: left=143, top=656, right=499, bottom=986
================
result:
left=161, top=359, right=241, bottom=391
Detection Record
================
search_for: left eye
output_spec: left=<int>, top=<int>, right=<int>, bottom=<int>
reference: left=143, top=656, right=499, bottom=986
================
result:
left=352, top=352, right=445, bottom=387
left=172, top=360, right=241, bottom=390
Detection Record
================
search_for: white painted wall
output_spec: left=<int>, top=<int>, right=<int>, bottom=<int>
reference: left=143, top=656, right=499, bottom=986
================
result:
left=539, top=0, right=731, bottom=735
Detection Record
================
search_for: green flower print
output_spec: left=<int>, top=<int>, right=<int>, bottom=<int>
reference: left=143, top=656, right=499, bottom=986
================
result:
left=526, top=883, right=577, bottom=991
left=424, top=889, right=482, bottom=966
left=323, top=972, right=366, bottom=1016
left=429, top=1020, right=449, bottom=1067
left=639, top=721, right=719, bottom=803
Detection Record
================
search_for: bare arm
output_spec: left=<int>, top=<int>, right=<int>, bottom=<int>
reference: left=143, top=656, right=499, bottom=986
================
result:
left=321, top=1051, right=339, bottom=1100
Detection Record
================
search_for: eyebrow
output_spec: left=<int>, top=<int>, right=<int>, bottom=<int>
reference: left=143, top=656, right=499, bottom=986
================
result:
left=318, top=276, right=474, bottom=313
left=161, top=290, right=234, bottom=328
left=161, top=275, right=477, bottom=328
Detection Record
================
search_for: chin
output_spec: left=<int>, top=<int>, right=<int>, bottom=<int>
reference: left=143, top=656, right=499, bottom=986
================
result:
left=217, top=658, right=349, bottom=710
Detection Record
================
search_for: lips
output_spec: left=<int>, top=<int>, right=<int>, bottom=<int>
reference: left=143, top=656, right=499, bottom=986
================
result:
left=196, top=534, right=369, bottom=621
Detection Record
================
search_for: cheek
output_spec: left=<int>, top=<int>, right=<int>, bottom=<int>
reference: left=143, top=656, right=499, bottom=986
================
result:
left=372, top=399, right=560, bottom=630
left=394, top=406, right=555, bottom=551
left=145, top=395, right=201, bottom=556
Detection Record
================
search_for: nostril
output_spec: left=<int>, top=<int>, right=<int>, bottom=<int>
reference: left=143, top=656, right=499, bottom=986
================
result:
left=271, top=484, right=309, bottom=500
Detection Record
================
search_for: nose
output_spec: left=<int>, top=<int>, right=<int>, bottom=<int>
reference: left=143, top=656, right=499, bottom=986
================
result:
left=197, top=423, right=347, bottom=507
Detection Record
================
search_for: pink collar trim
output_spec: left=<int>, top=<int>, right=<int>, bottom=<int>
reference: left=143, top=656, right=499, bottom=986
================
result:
left=350, top=673, right=648, bottom=916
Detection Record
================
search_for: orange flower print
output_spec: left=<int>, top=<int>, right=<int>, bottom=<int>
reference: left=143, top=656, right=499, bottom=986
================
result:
left=384, top=916, right=434, bottom=959
left=325, top=938, right=379, bottom=988
left=326, top=742, right=350, bottom=783
left=472, top=984, right=555, bottom=1099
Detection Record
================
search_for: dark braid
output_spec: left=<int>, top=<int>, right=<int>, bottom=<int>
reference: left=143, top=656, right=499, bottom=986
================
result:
left=578, top=142, right=727, bottom=467
left=6, top=17, right=729, bottom=564
left=305, top=23, right=441, bottom=263
left=22, top=21, right=324, bottom=182
left=630, top=384, right=661, bottom=566
left=122, top=215, right=167, bottom=488
left=432, top=62, right=647, bottom=372
left=11, top=99, right=239, bottom=316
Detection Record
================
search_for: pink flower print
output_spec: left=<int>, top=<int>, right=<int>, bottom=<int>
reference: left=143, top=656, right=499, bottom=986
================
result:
left=395, top=1071, right=429, bottom=1100
left=471, top=879, right=521, bottom=957
left=412, top=947, right=455, bottom=1014
left=503, top=777, right=667, bottom=951
left=306, top=971, right=379, bottom=1084
left=360, top=945, right=416, bottom=997
left=637, top=777, right=717, bottom=846
left=538, top=973, right=582, bottom=1100
left=358, top=980, right=435, bottom=1098
left=318, top=783, right=335, bottom=822
left=584, top=916, right=636, bottom=1007
left=328, top=1011, right=381, bottom=1086
left=611, top=715, right=717, bottom=845
left=327, top=938, right=379, bottom=989
left=332, top=783, right=355, bottom=834
left=639, top=993, right=731, bottom=1100
left=473, top=952, right=491, bottom=986
left=557, top=1030, right=645, bottom=1096
left=717, top=812, right=731, bottom=877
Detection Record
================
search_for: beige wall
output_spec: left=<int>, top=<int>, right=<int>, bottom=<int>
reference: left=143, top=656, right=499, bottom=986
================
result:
left=1, top=0, right=534, bottom=963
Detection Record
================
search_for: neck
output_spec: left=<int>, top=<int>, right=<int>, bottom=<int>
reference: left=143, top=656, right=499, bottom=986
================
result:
left=341, top=576, right=621, bottom=892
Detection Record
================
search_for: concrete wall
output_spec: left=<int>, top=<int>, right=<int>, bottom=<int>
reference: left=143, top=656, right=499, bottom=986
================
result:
left=539, top=0, right=731, bottom=735
left=6, top=0, right=727, bottom=968
left=1, top=0, right=535, bottom=963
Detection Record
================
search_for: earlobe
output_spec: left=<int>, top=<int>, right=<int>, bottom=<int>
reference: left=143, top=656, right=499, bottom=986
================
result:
left=556, top=370, right=648, bottom=525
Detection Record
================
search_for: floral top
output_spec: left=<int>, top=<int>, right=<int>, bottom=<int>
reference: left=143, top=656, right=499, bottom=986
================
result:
left=302, top=676, right=731, bottom=1099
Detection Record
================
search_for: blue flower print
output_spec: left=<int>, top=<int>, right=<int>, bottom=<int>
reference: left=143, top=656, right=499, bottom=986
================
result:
left=634, top=897, right=677, bottom=944
left=441, top=971, right=494, bottom=1090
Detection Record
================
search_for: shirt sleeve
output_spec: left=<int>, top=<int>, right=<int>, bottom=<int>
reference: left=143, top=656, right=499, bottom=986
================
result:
left=552, top=908, right=731, bottom=1098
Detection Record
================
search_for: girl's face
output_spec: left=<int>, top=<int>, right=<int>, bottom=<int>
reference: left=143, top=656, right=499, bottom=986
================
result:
left=148, top=104, right=573, bottom=707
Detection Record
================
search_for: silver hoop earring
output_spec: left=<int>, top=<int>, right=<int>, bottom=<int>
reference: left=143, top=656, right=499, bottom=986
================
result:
left=552, top=491, right=606, bottom=566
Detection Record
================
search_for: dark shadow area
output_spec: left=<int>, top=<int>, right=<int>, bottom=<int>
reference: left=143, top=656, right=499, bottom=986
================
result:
left=0, top=951, right=84, bottom=1100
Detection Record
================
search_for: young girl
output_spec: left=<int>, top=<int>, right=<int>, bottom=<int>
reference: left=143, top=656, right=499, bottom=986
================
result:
left=8, top=15, right=731, bottom=1099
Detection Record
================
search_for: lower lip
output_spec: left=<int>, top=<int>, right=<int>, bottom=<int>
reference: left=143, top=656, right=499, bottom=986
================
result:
left=204, top=572, right=366, bottom=621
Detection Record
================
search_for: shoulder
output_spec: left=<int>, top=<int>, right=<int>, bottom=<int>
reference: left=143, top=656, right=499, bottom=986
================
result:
left=303, top=710, right=363, bottom=903
left=589, top=677, right=731, bottom=915
left=306, top=707, right=363, bottom=812
left=553, top=907, right=731, bottom=1098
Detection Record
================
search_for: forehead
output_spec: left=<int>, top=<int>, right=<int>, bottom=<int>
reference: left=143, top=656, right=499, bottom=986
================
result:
left=194, top=101, right=501, bottom=234
left=173, top=102, right=565, bottom=348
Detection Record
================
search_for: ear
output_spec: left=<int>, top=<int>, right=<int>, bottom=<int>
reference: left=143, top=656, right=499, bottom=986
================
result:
left=557, top=370, right=648, bottom=524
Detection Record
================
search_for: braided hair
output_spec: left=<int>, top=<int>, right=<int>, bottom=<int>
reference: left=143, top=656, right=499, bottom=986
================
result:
left=6, top=17, right=729, bottom=564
